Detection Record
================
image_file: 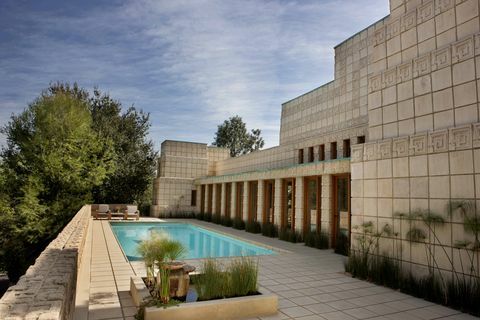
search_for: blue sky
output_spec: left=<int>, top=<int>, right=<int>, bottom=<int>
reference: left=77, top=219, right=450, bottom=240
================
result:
left=0, top=0, right=389, bottom=150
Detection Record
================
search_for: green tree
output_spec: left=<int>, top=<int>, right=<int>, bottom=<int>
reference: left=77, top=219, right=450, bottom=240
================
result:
left=212, top=116, right=265, bottom=157
left=47, top=83, right=157, bottom=208
left=0, top=88, right=115, bottom=281
left=89, top=89, right=157, bottom=205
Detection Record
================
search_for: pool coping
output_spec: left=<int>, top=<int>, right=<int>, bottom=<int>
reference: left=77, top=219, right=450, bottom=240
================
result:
left=108, top=219, right=290, bottom=263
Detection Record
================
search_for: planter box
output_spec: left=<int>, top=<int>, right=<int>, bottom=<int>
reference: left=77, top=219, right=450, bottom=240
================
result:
left=130, top=276, right=151, bottom=307
left=130, top=276, right=278, bottom=320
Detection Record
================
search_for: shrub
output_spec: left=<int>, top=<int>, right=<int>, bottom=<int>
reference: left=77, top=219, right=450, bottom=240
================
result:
left=212, top=213, right=221, bottom=224
left=196, top=212, right=204, bottom=220
left=245, top=220, right=262, bottom=234
left=334, top=232, right=349, bottom=256
left=204, top=212, right=212, bottom=222
left=261, top=223, right=278, bottom=238
left=232, top=217, right=245, bottom=230
left=220, top=216, right=233, bottom=227
left=278, top=228, right=302, bottom=243
left=304, top=230, right=329, bottom=249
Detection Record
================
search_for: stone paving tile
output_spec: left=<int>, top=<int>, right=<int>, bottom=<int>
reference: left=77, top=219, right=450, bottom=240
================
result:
left=342, top=307, right=379, bottom=319
left=281, top=306, right=315, bottom=318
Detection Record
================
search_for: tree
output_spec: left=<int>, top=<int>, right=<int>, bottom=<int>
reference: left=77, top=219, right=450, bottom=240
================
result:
left=0, top=88, right=115, bottom=281
left=46, top=83, right=157, bottom=206
left=212, top=116, right=265, bottom=157
left=89, top=89, right=157, bottom=205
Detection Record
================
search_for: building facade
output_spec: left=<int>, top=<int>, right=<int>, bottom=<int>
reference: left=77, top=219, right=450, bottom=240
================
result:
left=152, top=0, right=480, bottom=275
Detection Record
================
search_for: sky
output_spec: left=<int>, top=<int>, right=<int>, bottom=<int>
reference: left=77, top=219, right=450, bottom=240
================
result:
left=0, top=0, right=389, bottom=151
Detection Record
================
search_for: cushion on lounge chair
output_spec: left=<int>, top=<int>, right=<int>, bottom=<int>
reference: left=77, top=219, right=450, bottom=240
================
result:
left=124, top=205, right=139, bottom=220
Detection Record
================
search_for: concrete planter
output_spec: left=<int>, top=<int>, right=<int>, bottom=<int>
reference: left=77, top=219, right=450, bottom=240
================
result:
left=130, top=276, right=278, bottom=320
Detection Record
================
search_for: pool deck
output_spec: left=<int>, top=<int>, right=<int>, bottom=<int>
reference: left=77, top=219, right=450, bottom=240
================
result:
left=75, top=218, right=479, bottom=320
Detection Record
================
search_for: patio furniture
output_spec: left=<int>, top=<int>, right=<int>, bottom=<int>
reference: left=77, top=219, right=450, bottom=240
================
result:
left=110, top=205, right=125, bottom=220
left=124, top=205, right=140, bottom=220
left=94, top=204, right=111, bottom=220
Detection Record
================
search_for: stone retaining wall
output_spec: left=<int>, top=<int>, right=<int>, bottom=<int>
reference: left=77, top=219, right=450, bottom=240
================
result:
left=0, top=205, right=91, bottom=320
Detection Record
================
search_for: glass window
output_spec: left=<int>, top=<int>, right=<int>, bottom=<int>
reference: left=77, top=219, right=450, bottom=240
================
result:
left=330, top=142, right=337, bottom=160
left=306, top=179, right=317, bottom=232
left=191, top=190, right=197, bottom=206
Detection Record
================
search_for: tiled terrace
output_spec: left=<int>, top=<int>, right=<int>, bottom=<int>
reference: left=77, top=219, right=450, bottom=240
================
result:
left=76, top=219, right=479, bottom=320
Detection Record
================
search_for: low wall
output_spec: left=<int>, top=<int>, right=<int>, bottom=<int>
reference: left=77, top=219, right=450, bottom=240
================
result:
left=0, top=205, right=91, bottom=320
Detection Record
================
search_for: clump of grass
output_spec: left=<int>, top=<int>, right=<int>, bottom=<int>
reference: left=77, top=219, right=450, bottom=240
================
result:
left=220, top=216, right=233, bottom=227
left=195, top=257, right=259, bottom=301
left=245, top=220, right=262, bottom=234
left=194, top=259, right=227, bottom=300
left=227, top=257, right=258, bottom=297
left=204, top=212, right=212, bottom=222
left=334, top=233, right=349, bottom=256
left=232, top=217, right=245, bottom=230
left=212, top=213, right=221, bottom=224
left=278, top=228, right=302, bottom=243
left=261, top=223, right=278, bottom=238
left=196, top=212, right=205, bottom=220
left=304, top=230, right=329, bottom=249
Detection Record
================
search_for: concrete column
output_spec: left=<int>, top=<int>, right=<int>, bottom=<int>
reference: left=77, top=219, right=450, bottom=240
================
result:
left=212, top=184, right=217, bottom=215
left=220, top=183, right=226, bottom=217
left=257, top=180, right=264, bottom=223
left=325, top=143, right=331, bottom=160
left=205, top=184, right=210, bottom=213
left=242, top=182, right=249, bottom=221
left=231, top=182, right=237, bottom=217
left=295, top=177, right=304, bottom=234
left=274, top=179, right=282, bottom=227
left=322, top=175, right=332, bottom=234
left=196, top=185, right=201, bottom=212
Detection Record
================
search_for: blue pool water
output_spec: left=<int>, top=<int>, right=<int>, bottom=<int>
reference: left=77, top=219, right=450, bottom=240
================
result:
left=110, top=222, right=274, bottom=261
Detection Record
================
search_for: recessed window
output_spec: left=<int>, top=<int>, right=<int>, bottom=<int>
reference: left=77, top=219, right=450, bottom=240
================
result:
left=191, top=190, right=197, bottom=206
left=330, top=142, right=337, bottom=160
left=343, top=139, right=351, bottom=158
left=308, top=147, right=314, bottom=163
left=298, top=149, right=304, bottom=164
left=319, top=144, right=325, bottom=161
left=357, top=136, right=365, bottom=144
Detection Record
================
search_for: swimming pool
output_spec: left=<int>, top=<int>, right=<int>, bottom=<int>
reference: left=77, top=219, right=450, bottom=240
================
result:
left=110, top=222, right=275, bottom=261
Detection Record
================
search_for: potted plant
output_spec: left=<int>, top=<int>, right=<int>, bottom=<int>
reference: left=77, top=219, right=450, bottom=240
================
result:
left=137, top=232, right=193, bottom=304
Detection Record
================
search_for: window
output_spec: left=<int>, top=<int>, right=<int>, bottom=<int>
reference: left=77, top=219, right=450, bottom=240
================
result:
left=308, top=147, right=314, bottom=162
left=298, top=149, right=304, bottom=164
left=357, top=136, right=365, bottom=144
left=343, top=139, right=351, bottom=158
left=330, top=142, right=337, bottom=160
left=319, top=144, right=325, bottom=161
left=191, top=190, right=197, bottom=206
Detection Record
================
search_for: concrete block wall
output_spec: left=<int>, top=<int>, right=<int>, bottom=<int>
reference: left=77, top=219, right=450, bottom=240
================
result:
left=0, top=205, right=91, bottom=320
left=351, top=125, right=480, bottom=274
left=367, top=0, right=480, bottom=141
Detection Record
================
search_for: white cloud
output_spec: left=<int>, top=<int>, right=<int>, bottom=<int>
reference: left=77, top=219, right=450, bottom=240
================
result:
left=0, top=0, right=389, bottom=150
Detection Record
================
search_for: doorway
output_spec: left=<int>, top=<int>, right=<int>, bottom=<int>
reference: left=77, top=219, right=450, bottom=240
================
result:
left=263, top=180, right=275, bottom=224
left=303, top=176, right=321, bottom=235
left=236, top=182, right=244, bottom=219
left=332, top=174, right=351, bottom=255
left=248, top=181, right=258, bottom=222
left=282, top=178, right=296, bottom=231
left=225, top=183, right=231, bottom=218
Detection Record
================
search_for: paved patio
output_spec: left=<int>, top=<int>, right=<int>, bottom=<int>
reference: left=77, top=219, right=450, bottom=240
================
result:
left=75, top=218, right=479, bottom=320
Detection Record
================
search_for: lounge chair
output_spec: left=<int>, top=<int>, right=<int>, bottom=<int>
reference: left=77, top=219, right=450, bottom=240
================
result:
left=94, top=204, right=111, bottom=220
left=124, top=205, right=140, bottom=220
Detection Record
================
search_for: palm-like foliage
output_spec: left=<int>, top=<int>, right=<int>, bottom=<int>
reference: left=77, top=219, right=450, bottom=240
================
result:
left=137, top=231, right=187, bottom=304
